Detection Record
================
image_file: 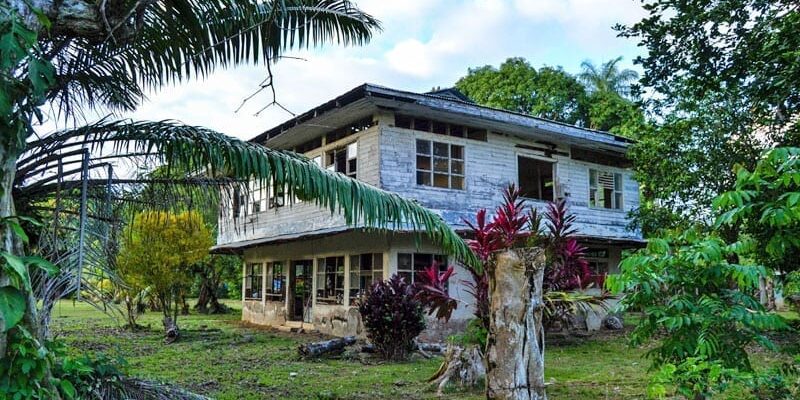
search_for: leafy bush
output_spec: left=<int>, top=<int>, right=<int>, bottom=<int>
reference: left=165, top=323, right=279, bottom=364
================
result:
left=449, top=318, right=488, bottom=349
left=358, top=275, right=426, bottom=360
left=608, top=229, right=788, bottom=398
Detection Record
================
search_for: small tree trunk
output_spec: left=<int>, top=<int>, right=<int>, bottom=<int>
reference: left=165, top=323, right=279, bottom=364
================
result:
left=160, top=295, right=179, bottom=343
left=124, top=294, right=138, bottom=329
left=486, top=248, right=547, bottom=400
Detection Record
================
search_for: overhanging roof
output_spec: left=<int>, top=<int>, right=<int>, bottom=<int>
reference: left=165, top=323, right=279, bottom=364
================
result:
left=249, top=84, right=633, bottom=154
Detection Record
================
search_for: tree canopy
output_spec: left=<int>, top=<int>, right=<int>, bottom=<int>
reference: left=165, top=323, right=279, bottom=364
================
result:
left=454, top=57, right=644, bottom=136
left=621, top=0, right=800, bottom=237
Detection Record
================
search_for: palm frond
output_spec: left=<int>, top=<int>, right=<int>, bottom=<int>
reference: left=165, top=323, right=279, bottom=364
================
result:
left=19, top=120, right=478, bottom=268
left=43, top=0, right=380, bottom=117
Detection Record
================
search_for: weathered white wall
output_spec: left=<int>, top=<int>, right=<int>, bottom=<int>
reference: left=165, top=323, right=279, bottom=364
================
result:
left=218, top=126, right=381, bottom=246
left=378, top=125, right=641, bottom=240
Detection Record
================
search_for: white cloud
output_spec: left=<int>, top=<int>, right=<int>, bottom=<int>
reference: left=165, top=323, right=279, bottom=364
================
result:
left=40, top=0, right=647, bottom=141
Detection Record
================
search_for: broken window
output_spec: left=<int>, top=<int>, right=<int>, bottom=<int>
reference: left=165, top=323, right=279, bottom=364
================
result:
left=518, top=157, right=554, bottom=201
left=265, top=262, right=285, bottom=301
left=325, top=142, right=357, bottom=179
left=315, top=256, right=345, bottom=304
left=589, top=169, right=623, bottom=209
left=396, top=253, right=448, bottom=285
left=244, top=263, right=263, bottom=300
left=416, top=139, right=465, bottom=190
left=232, top=188, right=248, bottom=218
left=349, top=253, right=384, bottom=302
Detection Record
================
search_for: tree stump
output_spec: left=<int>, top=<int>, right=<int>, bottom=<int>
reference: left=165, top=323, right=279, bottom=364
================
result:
left=486, top=248, right=547, bottom=400
left=428, top=344, right=486, bottom=395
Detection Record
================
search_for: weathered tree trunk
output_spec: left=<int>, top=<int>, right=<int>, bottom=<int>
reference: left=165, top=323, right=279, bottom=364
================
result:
left=0, top=141, right=61, bottom=397
left=298, top=336, right=357, bottom=358
left=428, top=344, right=486, bottom=395
left=486, top=248, right=547, bottom=400
left=12, top=0, right=151, bottom=43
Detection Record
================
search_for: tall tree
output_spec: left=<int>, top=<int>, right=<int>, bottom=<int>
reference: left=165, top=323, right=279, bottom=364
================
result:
left=578, top=57, right=639, bottom=97
left=456, top=57, right=589, bottom=126
left=619, top=0, right=799, bottom=236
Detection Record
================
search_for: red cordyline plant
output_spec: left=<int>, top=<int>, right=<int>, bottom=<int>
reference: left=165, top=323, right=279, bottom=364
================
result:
left=542, top=200, right=591, bottom=291
left=415, top=184, right=593, bottom=329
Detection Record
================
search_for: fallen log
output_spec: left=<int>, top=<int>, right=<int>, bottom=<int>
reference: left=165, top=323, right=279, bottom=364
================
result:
left=298, top=336, right=357, bottom=358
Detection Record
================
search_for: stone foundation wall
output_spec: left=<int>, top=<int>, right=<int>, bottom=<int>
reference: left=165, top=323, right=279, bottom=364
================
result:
left=243, top=300, right=287, bottom=326
left=312, top=305, right=364, bottom=337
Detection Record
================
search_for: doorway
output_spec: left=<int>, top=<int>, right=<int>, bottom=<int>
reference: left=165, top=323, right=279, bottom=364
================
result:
left=289, top=260, right=313, bottom=322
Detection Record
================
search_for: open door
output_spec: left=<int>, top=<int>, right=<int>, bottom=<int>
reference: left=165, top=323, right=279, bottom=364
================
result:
left=289, top=260, right=313, bottom=322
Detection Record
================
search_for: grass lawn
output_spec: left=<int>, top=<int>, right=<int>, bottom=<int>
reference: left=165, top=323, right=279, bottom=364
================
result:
left=50, top=300, right=795, bottom=399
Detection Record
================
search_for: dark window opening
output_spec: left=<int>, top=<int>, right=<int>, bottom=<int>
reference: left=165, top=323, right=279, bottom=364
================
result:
left=518, top=156, right=554, bottom=201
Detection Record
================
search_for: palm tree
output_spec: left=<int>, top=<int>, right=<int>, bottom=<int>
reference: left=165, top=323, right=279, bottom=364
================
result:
left=1, top=2, right=476, bottom=396
left=578, top=56, right=639, bottom=97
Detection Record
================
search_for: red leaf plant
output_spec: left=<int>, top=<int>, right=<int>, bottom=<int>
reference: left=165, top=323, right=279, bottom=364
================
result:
left=414, top=263, right=458, bottom=322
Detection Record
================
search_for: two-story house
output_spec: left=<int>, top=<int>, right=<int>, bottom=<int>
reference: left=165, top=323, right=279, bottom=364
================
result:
left=213, top=84, right=643, bottom=338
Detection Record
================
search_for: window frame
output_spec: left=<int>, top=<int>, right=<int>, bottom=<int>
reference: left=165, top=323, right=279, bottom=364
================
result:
left=325, top=142, right=358, bottom=179
left=244, top=263, right=263, bottom=300
left=396, top=253, right=448, bottom=285
left=588, top=168, right=624, bottom=210
left=517, top=155, right=556, bottom=202
left=415, top=139, right=465, bottom=190
left=264, top=261, right=285, bottom=301
left=315, top=256, right=345, bottom=305
left=348, top=253, right=384, bottom=302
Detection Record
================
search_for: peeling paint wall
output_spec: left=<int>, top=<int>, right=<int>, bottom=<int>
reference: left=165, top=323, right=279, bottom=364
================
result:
left=378, top=125, right=641, bottom=240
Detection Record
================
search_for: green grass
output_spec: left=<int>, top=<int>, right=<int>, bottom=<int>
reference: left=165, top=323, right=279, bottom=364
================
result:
left=50, top=301, right=795, bottom=399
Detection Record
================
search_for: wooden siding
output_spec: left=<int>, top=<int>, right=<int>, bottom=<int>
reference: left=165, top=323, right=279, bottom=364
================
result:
left=217, top=121, right=641, bottom=246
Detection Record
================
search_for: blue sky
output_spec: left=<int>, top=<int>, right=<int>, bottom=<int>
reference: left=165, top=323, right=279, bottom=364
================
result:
left=123, top=0, right=648, bottom=140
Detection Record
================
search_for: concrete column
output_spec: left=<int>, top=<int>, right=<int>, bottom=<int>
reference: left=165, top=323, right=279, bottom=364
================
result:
left=241, top=260, right=246, bottom=302
left=261, top=262, right=267, bottom=306
left=343, top=254, right=351, bottom=307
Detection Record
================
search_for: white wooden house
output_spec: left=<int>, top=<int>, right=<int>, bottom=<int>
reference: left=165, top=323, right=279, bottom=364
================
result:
left=213, top=84, right=643, bottom=338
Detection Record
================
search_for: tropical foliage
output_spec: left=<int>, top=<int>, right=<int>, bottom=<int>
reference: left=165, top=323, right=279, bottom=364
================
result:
left=455, top=56, right=644, bottom=136
left=621, top=0, right=799, bottom=237
left=117, top=211, right=213, bottom=339
left=608, top=229, right=788, bottom=398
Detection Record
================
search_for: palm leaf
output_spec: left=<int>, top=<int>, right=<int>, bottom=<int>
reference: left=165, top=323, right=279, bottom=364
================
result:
left=43, top=0, right=381, bottom=117
left=18, top=119, right=479, bottom=268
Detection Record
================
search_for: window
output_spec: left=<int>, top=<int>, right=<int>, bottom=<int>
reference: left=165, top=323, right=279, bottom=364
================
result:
left=416, top=139, right=465, bottom=189
left=518, top=157, right=554, bottom=201
left=589, top=169, right=623, bottom=209
left=585, top=248, right=610, bottom=288
left=268, top=183, right=285, bottom=209
left=325, top=142, right=357, bottom=179
left=316, top=256, right=345, bottom=304
left=397, top=253, right=447, bottom=285
left=250, top=180, right=267, bottom=213
left=265, top=262, right=285, bottom=300
left=393, top=114, right=487, bottom=142
left=233, top=188, right=247, bottom=218
left=349, top=253, right=384, bottom=302
left=244, top=263, right=262, bottom=300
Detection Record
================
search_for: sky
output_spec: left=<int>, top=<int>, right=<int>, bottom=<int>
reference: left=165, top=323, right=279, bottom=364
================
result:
left=120, top=0, right=648, bottom=141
